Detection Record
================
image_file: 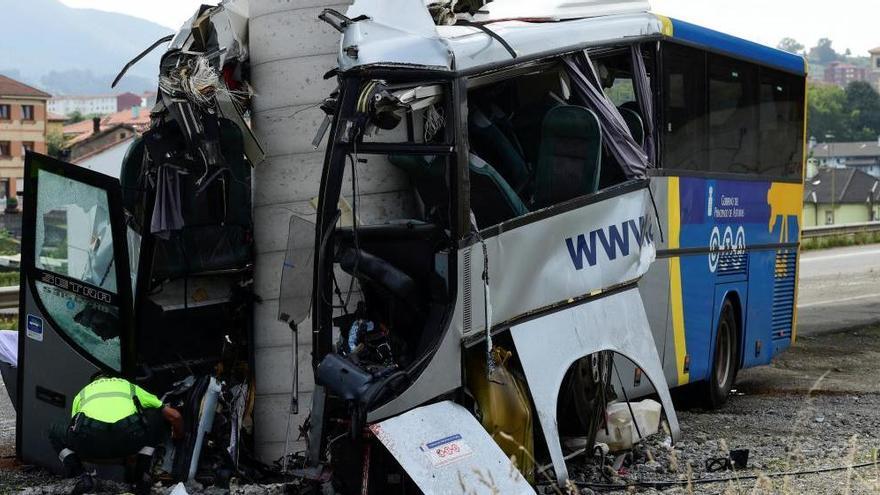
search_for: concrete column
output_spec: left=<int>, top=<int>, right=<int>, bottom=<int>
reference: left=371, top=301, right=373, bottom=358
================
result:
left=249, top=0, right=412, bottom=462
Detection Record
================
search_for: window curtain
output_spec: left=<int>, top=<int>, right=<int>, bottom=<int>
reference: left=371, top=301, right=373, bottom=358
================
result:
left=631, top=44, right=656, bottom=166
left=562, top=51, right=649, bottom=179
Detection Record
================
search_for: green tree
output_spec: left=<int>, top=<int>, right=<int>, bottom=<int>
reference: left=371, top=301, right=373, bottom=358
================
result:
left=777, top=37, right=804, bottom=54
left=46, top=129, right=65, bottom=158
left=844, top=81, right=880, bottom=141
left=807, top=82, right=848, bottom=141
left=808, top=38, right=840, bottom=65
left=67, top=110, right=84, bottom=123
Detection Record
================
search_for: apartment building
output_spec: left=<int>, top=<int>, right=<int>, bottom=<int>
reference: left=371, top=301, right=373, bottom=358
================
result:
left=0, top=75, right=50, bottom=209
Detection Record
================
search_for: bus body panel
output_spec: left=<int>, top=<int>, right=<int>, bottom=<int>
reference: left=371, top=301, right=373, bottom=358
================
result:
left=643, top=175, right=803, bottom=389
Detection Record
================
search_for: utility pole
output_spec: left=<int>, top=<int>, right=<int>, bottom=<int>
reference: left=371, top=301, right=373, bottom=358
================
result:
left=248, top=0, right=348, bottom=462
left=826, top=134, right=836, bottom=224
left=248, top=1, right=412, bottom=462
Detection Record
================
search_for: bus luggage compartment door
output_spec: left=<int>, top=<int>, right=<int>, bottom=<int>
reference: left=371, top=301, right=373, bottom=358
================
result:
left=17, top=153, right=134, bottom=471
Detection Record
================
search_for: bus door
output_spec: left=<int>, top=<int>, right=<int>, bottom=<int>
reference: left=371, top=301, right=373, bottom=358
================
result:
left=18, top=152, right=134, bottom=471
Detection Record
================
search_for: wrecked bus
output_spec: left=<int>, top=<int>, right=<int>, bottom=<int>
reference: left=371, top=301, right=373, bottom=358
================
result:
left=289, top=1, right=683, bottom=492
left=286, top=0, right=807, bottom=492
left=17, top=1, right=260, bottom=484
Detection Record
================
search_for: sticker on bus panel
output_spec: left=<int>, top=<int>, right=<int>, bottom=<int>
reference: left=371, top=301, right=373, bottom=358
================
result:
left=370, top=401, right=535, bottom=494
left=26, top=314, right=44, bottom=342
left=421, top=433, right=473, bottom=467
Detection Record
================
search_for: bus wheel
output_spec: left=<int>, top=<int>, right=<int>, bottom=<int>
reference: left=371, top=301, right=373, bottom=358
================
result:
left=702, top=300, right=738, bottom=409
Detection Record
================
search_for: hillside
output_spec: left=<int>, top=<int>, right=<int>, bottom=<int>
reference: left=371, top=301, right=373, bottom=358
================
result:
left=0, top=0, right=172, bottom=95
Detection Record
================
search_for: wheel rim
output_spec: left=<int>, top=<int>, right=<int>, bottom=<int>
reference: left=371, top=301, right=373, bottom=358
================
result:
left=715, top=317, right=733, bottom=388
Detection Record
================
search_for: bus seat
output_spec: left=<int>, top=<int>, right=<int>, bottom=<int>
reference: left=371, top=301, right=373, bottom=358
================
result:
left=337, top=246, right=423, bottom=314
left=534, top=105, right=602, bottom=209
left=618, top=106, right=645, bottom=147
left=388, top=154, right=447, bottom=217
left=469, top=154, right=529, bottom=228
left=469, top=107, right=531, bottom=193
left=390, top=154, right=528, bottom=229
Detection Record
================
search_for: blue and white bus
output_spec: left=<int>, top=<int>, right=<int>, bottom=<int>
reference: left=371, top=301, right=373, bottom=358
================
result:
left=287, top=1, right=808, bottom=491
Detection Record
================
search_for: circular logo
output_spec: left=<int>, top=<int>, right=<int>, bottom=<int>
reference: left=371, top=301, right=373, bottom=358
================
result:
left=709, top=226, right=721, bottom=272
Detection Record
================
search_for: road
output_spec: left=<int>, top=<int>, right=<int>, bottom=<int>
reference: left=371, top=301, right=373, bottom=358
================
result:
left=797, top=244, right=880, bottom=335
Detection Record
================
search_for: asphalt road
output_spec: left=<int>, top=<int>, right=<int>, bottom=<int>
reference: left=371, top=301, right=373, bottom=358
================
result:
left=797, top=244, right=880, bottom=335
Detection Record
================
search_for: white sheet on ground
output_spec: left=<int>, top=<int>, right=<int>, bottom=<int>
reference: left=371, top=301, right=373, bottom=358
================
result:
left=0, top=330, right=17, bottom=367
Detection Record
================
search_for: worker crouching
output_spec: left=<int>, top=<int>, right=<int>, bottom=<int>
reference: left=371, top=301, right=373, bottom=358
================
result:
left=49, top=375, right=183, bottom=495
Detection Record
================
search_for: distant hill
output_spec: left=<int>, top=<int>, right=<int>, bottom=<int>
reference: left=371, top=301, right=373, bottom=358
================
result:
left=0, top=0, right=172, bottom=96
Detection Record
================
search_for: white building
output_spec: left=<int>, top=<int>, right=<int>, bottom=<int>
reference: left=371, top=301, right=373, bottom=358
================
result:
left=47, top=95, right=118, bottom=117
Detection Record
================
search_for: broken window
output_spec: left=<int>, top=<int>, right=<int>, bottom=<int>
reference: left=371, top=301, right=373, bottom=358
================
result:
left=33, top=169, right=121, bottom=370
left=314, top=78, right=456, bottom=425
left=465, top=47, right=653, bottom=230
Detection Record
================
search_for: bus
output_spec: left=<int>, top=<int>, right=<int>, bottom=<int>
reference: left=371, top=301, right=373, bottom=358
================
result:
left=288, top=1, right=807, bottom=492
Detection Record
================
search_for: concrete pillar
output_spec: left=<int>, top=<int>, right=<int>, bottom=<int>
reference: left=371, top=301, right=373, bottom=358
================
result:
left=249, top=0, right=412, bottom=462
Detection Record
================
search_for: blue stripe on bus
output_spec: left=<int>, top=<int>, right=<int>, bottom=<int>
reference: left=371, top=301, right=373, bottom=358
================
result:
left=670, top=18, right=806, bottom=76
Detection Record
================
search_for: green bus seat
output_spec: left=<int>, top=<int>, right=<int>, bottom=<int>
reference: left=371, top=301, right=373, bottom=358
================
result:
left=534, top=105, right=603, bottom=209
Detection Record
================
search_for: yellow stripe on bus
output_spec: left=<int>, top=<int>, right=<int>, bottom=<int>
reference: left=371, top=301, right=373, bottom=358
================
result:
left=792, top=75, right=809, bottom=343
left=655, top=14, right=674, bottom=37
left=667, top=177, right=689, bottom=385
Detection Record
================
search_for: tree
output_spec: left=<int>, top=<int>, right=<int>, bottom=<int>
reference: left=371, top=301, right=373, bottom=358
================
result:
left=807, top=82, right=848, bottom=141
left=46, top=130, right=65, bottom=158
left=808, top=38, right=840, bottom=65
left=777, top=37, right=804, bottom=54
left=67, top=110, right=84, bottom=124
left=844, top=81, right=880, bottom=140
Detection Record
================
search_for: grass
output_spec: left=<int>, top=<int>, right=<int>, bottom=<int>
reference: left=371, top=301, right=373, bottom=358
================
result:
left=0, top=230, right=19, bottom=257
left=0, top=314, right=16, bottom=331
left=801, top=231, right=880, bottom=250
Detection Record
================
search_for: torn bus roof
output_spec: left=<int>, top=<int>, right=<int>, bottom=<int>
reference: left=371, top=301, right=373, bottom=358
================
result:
left=336, top=0, right=806, bottom=75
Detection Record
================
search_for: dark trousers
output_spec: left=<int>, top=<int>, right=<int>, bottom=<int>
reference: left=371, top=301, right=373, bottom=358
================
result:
left=50, top=409, right=168, bottom=463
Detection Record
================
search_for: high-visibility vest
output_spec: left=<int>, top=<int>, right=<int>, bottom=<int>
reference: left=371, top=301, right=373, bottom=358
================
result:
left=71, top=378, right=163, bottom=424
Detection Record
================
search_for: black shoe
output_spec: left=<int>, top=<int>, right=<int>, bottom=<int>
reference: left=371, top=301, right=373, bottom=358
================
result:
left=135, top=474, right=152, bottom=495
left=61, top=454, right=84, bottom=478
left=70, top=472, right=95, bottom=495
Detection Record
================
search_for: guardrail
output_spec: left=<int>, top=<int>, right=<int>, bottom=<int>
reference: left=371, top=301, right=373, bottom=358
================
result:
left=0, top=286, right=17, bottom=310
left=801, top=221, right=880, bottom=239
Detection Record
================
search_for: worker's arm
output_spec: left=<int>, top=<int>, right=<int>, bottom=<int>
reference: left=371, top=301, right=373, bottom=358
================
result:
left=162, top=405, right=184, bottom=440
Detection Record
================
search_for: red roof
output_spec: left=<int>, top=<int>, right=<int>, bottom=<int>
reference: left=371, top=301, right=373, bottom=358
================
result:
left=0, top=75, right=51, bottom=99
left=63, top=106, right=151, bottom=143
left=47, top=112, right=67, bottom=122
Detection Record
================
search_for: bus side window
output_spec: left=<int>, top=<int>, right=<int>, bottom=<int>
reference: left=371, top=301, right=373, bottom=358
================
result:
left=708, top=54, right=759, bottom=175
left=662, top=43, right=707, bottom=171
left=758, top=68, right=805, bottom=180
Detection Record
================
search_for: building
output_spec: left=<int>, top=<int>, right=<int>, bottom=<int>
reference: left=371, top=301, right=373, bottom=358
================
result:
left=871, top=46, right=880, bottom=93
left=803, top=167, right=880, bottom=226
left=116, top=92, right=142, bottom=112
left=0, top=74, right=51, bottom=210
left=811, top=140, right=880, bottom=178
left=67, top=121, right=137, bottom=175
left=48, top=95, right=118, bottom=117
left=823, top=61, right=869, bottom=88
left=62, top=106, right=151, bottom=143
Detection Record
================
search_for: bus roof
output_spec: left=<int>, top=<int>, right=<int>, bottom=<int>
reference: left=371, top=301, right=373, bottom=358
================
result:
left=337, top=3, right=807, bottom=76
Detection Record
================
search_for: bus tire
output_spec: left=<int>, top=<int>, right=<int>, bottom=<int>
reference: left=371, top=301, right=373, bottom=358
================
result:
left=702, top=299, right=738, bottom=409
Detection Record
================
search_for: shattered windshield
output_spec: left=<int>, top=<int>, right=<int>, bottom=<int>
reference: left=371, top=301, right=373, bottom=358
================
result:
left=33, top=169, right=121, bottom=370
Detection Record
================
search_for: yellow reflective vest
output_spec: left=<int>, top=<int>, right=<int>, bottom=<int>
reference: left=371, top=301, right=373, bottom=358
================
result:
left=71, top=378, right=163, bottom=424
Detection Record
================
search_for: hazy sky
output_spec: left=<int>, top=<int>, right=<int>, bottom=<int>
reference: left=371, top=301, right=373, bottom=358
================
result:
left=58, top=0, right=879, bottom=55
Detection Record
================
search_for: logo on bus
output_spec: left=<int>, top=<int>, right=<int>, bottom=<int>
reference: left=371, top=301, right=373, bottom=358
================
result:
left=565, top=216, right=653, bottom=270
left=709, top=226, right=746, bottom=273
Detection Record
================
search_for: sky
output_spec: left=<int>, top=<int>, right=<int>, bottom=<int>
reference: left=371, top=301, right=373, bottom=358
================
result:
left=58, top=0, right=879, bottom=56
